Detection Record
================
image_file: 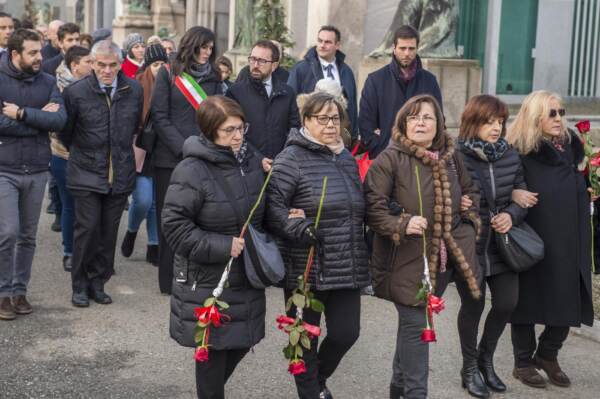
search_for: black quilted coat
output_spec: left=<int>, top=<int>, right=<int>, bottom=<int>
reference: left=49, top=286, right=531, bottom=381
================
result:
left=162, top=135, right=266, bottom=349
left=459, top=144, right=528, bottom=276
left=266, top=128, right=370, bottom=291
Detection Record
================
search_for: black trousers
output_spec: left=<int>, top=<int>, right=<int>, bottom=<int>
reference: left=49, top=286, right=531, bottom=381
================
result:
left=456, top=271, right=519, bottom=363
left=71, top=190, right=128, bottom=293
left=154, top=167, right=174, bottom=294
left=284, top=288, right=361, bottom=399
left=511, top=324, right=570, bottom=368
left=195, top=348, right=249, bottom=399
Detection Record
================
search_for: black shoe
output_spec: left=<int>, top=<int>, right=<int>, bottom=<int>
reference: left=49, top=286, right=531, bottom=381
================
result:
left=63, top=256, right=72, bottom=272
left=46, top=202, right=57, bottom=214
left=319, top=385, right=333, bottom=399
left=72, top=291, right=89, bottom=307
left=390, top=383, right=404, bottom=399
left=462, top=362, right=491, bottom=398
left=88, top=288, right=112, bottom=305
left=121, top=231, right=137, bottom=258
left=478, top=351, right=507, bottom=392
left=146, top=245, right=159, bottom=266
left=51, top=214, right=61, bottom=232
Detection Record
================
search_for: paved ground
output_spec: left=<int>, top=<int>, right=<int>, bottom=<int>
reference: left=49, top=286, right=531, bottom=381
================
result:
left=2, top=199, right=600, bottom=398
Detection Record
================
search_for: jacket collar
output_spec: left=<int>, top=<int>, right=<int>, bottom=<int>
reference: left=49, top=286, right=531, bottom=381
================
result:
left=87, top=70, right=130, bottom=96
left=0, top=52, right=40, bottom=82
left=389, top=54, right=423, bottom=85
left=528, top=129, right=583, bottom=166
left=304, top=47, right=346, bottom=74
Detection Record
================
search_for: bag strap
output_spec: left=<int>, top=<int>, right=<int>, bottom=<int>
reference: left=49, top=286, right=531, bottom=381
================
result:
left=203, top=162, right=246, bottom=231
left=472, top=163, right=498, bottom=214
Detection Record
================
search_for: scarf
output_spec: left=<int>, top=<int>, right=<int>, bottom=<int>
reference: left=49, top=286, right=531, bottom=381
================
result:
left=301, top=127, right=345, bottom=155
left=460, top=137, right=509, bottom=162
left=234, top=138, right=249, bottom=165
left=188, top=62, right=212, bottom=81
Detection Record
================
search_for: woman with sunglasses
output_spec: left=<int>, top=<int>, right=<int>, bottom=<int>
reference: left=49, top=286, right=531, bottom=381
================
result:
left=162, top=96, right=267, bottom=399
left=506, top=90, right=594, bottom=389
left=266, top=92, right=369, bottom=399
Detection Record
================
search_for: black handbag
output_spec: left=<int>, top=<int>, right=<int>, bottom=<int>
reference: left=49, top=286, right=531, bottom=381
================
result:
left=473, top=164, right=544, bottom=273
left=205, top=163, right=284, bottom=288
left=135, top=113, right=156, bottom=153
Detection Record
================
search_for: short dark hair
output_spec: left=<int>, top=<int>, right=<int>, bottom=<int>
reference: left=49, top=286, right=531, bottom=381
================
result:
left=196, top=96, right=246, bottom=142
left=393, top=94, right=446, bottom=151
left=319, top=25, right=341, bottom=43
left=7, top=28, right=41, bottom=55
left=393, top=25, right=419, bottom=47
left=216, top=55, right=232, bottom=71
left=301, top=92, right=345, bottom=126
left=58, top=23, right=80, bottom=41
left=20, top=19, right=34, bottom=29
left=252, top=39, right=279, bottom=62
left=0, top=12, right=12, bottom=19
left=459, top=95, right=509, bottom=140
left=65, top=45, right=90, bottom=71
left=79, top=33, right=93, bottom=48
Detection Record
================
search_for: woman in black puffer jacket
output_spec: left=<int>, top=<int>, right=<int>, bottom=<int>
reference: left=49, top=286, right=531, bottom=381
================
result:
left=457, top=95, right=528, bottom=398
left=266, top=93, right=369, bottom=399
left=162, top=96, right=267, bottom=399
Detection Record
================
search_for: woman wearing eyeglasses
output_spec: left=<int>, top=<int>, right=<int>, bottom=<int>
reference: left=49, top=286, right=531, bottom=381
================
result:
left=506, top=90, right=594, bottom=390
left=162, top=96, right=267, bottom=399
left=266, top=92, right=370, bottom=399
left=364, top=94, right=481, bottom=399
left=151, top=27, right=222, bottom=294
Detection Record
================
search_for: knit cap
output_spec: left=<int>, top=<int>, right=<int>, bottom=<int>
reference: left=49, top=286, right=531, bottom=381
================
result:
left=123, top=33, right=144, bottom=53
left=91, top=28, right=112, bottom=44
left=144, top=43, right=168, bottom=66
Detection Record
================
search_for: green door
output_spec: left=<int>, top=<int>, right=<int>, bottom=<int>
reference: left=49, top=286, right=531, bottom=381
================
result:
left=457, top=0, right=489, bottom=68
left=496, top=0, right=539, bottom=94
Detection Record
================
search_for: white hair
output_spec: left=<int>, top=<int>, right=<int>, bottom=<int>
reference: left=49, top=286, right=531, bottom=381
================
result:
left=91, top=40, right=123, bottom=63
left=314, top=79, right=347, bottom=108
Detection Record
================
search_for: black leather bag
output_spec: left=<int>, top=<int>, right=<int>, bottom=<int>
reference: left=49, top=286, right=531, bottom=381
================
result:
left=473, top=164, right=544, bottom=273
left=135, top=113, right=156, bottom=153
left=206, top=163, right=284, bottom=289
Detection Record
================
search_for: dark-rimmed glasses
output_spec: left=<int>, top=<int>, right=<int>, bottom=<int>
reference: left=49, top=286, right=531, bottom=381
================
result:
left=219, top=123, right=250, bottom=136
left=309, top=114, right=341, bottom=126
left=248, top=56, right=273, bottom=66
left=549, top=108, right=565, bottom=118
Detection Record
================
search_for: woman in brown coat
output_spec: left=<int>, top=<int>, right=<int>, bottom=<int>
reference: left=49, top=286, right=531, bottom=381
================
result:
left=364, top=94, right=482, bottom=399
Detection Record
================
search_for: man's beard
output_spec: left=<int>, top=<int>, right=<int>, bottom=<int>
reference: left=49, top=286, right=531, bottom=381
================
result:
left=250, top=68, right=268, bottom=81
left=19, top=59, right=40, bottom=75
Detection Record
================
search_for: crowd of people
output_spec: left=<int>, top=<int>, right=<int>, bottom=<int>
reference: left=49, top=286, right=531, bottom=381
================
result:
left=0, top=11, right=596, bottom=399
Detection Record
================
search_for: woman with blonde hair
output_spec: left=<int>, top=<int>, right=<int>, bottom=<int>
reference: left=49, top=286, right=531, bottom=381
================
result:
left=506, top=90, right=594, bottom=389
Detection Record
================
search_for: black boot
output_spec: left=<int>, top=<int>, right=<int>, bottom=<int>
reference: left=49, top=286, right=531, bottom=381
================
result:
left=389, top=383, right=404, bottom=399
left=51, top=214, right=61, bottom=232
left=478, top=350, right=507, bottom=392
left=462, top=360, right=490, bottom=398
left=146, top=245, right=158, bottom=266
left=121, top=231, right=137, bottom=258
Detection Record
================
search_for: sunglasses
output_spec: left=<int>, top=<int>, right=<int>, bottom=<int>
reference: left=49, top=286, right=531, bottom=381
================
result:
left=549, top=108, right=565, bottom=118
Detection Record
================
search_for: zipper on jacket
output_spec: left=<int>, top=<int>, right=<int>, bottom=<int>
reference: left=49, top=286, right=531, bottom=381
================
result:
left=104, top=94, right=114, bottom=186
left=484, top=163, right=497, bottom=276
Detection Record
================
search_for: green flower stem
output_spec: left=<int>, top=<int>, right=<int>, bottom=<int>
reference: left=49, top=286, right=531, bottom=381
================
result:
left=240, top=168, right=274, bottom=238
left=415, top=165, right=428, bottom=273
left=303, top=176, right=328, bottom=284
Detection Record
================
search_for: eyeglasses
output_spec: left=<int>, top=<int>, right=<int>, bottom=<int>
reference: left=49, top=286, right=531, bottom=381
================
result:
left=248, top=56, right=273, bottom=66
left=218, top=123, right=249, bottom=136
left=407, top=115, right=436, bottom=124
left=310, top=114, right=341, bottom=126
left=549, top=108, right=565, bottom=118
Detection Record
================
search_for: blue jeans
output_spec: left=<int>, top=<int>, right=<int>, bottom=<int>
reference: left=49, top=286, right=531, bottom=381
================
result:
left=127, top=175, right=158, bottom=245
left=50, top=156, right=74, bottom=256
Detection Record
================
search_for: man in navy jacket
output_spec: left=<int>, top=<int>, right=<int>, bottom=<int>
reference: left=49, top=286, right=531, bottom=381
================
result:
left=359, top=25, right=442, bottom=158
left=0, top=29, right=67, bottom=320
left=287, top=25, right=358, bottom=140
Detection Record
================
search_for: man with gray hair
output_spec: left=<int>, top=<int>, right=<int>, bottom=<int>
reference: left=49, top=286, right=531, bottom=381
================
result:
left=60, top=40, right=143, bottom=307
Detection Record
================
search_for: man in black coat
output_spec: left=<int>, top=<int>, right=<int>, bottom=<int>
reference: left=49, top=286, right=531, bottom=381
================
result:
left=226, top=40, right=300, bottom=163
left=287, top=26, right=358, bottom=139
left=42, top=22, right=80, bottom=76
left=0, top=29, right=67, bottom=320
left=41, top=20, right=63, bottom=61
left=0, top=12, right=14, bottom=54
left=359, top=25, right=442, bottom=158
left=60, top=40, right=143, bottom=307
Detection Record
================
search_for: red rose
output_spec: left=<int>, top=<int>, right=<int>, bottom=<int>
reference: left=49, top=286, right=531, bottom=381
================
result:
left=276, top=315, right=296, bottom=331
left=590, top=154, right=600, bottom=167
left=195, top=303, right=230, bottom=327
left=302, top=322, right=321, bottom=338
left=427, top=294, right=445, bottom=314
left=421, top=328, right=437, bottom=343
left=194, top=346, right=209, bottom=362
left=288, top=359, right=307, bottom=375
left=576, top=120, right=591, bottom=133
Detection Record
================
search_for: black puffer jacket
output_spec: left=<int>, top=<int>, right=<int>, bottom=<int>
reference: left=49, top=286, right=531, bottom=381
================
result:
left=226, top=78, right=300, bottom=159
left=162, top=135, right=266, bottom=349
left=60, top=71, right=143, bottom=194
left=0, top=54, right=67, bottom=174
left=266, top=128, right=370, bottom=291
left=150, top=65, right=222, bottom=169
left=459, top=143, right=528, bottom=276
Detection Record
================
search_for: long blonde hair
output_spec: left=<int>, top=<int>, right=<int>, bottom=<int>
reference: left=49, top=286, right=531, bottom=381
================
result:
left=507, top=90, right=568, bottom=155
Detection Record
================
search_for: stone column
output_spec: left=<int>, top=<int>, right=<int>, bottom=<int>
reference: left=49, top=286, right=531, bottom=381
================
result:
left=112, top=0, right=154, bottom=46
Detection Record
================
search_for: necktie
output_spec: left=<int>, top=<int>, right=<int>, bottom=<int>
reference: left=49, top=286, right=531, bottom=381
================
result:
left=324, top=64, right=334, bottom=79
left=104, top=86, right=113, bottom=102
left=263, top=82, right=271, bottom=97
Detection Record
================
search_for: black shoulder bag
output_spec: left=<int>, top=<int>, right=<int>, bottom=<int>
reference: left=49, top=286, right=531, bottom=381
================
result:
left=204, top=162, right=285, bottom=289
left=473, top=164, right=544, bottom=273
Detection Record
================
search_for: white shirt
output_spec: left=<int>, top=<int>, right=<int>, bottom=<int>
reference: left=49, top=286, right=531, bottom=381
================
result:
left=318, top=56, right=340, bottom=84
left=262, top=75, right=273, bottom=97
